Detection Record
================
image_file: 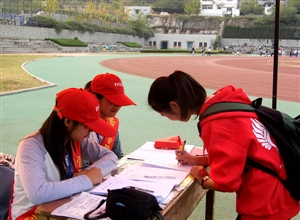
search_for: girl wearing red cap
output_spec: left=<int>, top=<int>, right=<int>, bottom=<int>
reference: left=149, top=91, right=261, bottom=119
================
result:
left=84, top=73, right=136, bottom=159
left=10, top=88, right=118, bottom=220
left=147, top=71, right=299, bottom=220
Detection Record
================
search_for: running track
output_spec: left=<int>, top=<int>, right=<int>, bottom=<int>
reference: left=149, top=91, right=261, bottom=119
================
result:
left=100, top=55, right=300, bottom=103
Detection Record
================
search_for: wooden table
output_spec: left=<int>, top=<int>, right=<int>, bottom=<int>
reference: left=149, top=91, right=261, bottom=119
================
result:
left=36, top=157, right=215, bottom=220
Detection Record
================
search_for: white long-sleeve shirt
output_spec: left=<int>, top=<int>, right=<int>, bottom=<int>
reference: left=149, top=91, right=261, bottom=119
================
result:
left=11, top=131, right=118, bottom=219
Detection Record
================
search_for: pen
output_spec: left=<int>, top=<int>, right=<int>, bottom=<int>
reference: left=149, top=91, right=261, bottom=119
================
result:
left=127, top=186, right=154, bottom=193
left=177, top=140, right=186, bottom=165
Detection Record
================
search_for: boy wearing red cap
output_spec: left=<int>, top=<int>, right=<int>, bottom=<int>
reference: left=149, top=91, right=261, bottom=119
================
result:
left=10, top=88, right=118, bottom=220
left=85, top=73, right=136, bottom=159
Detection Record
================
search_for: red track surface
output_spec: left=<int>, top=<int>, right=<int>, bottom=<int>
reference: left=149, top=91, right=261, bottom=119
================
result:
left=101, top=55, right=300, bottom=103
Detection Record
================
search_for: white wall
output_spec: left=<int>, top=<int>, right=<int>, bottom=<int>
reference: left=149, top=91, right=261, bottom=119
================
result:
left=124, top=6, right=151, bottom=19
left=200, top=0, right=240, bottom=17
left=0, top=24, right=145, bottom=45
left=146, top=33, right=217, bottom=50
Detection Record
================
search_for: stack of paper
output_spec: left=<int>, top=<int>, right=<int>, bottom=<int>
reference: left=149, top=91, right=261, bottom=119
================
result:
left=51, top=192, right=107, bottom=219
left=117, top=164, right=188, bottom=186
left=90, top=176, right=175, bottom=202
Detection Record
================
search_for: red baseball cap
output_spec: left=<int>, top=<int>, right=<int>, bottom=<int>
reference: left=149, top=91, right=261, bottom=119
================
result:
left=91, top=73, right=136, bottom=106
left=54, top=88, right=117, bottom=137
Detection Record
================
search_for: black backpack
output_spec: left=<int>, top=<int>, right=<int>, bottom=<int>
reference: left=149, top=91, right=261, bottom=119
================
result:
left=84, top=187, right=164, bottom=220
left=198, top=98, right=300, bottom=200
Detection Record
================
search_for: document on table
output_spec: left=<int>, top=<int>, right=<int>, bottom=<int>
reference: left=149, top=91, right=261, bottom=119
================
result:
left=51, top=192, right=107, bottom=219
left=127, top=142, right=194, bottom=161
left=90, top=176, right=175, bottom=202
left=116, top=164, right=188, bottom=186
left=143, top=157, right=193, bottom=172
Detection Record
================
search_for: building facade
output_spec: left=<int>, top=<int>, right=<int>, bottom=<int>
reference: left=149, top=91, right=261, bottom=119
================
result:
left=257, top=0, right=287, bottom=15
left=200, top=0, right=240, bottom=17
left=124, top=6, right=152, bottom=19
left=146, top=33, right=217, bottom=50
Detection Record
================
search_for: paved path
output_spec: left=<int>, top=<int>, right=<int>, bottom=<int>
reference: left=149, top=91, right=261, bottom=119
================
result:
left=101, top=55, right=300, bottom=102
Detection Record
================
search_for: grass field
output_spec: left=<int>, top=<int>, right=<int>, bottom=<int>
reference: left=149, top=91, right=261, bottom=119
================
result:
left=0, top=55, right=57, bottom=93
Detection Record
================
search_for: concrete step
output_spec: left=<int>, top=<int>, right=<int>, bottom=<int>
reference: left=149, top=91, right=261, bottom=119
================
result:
left=0, top=38, right=136, bottom=54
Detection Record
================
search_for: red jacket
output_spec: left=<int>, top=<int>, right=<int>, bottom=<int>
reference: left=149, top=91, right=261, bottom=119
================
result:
left=199, top=85, right=299, bottom=220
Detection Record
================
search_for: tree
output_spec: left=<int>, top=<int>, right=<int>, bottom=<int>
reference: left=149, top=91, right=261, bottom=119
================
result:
left=240, top=0, right=264, bottom=15
left=128, top=14, right=154, bottom=39
left=184, top=0, right=200, bottom=15
left=279, top=4, right=298, bottom=25
left=154, top=0, right=185, bottom=9
left=43, top=0, right=59, bottom=17
left=287, top=0, right=300, bottom=14
left=110, top=2, right=129, bottom=24
left=86, top=1, right=97, bottom=21
left=213, top=34, right=221, bottom=50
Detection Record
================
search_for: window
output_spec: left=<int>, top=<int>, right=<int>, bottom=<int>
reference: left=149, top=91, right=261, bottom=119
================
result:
left=199, top=42, right=203, bottom=47
left=135, top=10, right=139, bottom=14
left=204, top=42, right=207, bottom=47
left=174, top=42, right=177, bottom=47
left=178, top=42, right=181, bottom=47
left=153, top=41, right=156, bottom=46
left=202, top=5, right=213, bottom=9
left=149, top=41, right=152, bottom=46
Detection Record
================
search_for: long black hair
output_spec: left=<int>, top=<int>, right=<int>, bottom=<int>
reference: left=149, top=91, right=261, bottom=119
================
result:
left=148, top=70, right=206, bottom=120
left=39, top=109, right=80, bottom=180
left=84, top=80, right=104, bottom=100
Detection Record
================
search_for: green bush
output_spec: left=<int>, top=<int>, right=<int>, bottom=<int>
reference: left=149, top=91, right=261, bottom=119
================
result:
left=222, top=25, right=300, bottom=39
left=83, top=22, right=96, bottom=34
left=45, top=38, right=88, bottom=47
left=35, top=16, right=58, bottom=28
left=218, top=50, right=232, bottom=54
left=124, top=29, right=136, bottom=36
left=54, top=21, right=64, bottom=34
left=65, top=21, right=86, bottom=33
left=143, top=29, right=155, bottom=39
left=98, top=26, right=111, bottom=33
left=32, top=14, right=152, bottom=39
left=117, top=42, right=142, bottom=48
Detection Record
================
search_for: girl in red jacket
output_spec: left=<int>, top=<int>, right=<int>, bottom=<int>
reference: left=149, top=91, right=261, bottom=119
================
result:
left=147, top=70, right=299, bottom=220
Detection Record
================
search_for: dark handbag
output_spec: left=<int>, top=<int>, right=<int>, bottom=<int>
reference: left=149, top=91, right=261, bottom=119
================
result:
left=84, top=187, right=164, bottom=220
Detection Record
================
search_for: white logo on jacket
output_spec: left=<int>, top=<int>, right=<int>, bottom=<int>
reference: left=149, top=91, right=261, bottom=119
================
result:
left=251, top=118, right=278, bottom=151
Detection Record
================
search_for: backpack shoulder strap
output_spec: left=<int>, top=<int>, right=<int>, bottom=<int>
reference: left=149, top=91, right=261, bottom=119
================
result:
left=152, top=210, right=165, bottom=220
left=200, top=98, right=263, bottom=121
left=197, top=101, right=257, bottom=135
left=246, top=158, right=284, bottom=181
left=200, top=102, right=255, bottom=121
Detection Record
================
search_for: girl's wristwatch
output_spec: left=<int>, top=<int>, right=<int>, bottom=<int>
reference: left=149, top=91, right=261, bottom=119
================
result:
left=201, top=176, right=210, bottom=189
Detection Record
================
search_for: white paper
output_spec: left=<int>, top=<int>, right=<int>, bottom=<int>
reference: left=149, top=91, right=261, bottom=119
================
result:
left=116, top=164, right=188, bottom=186
left=127, top=142, right=194, bottom=161
left=51, top=192, right=107, bottom=219
left=90, top=176, right=175, bottom=202
left=126, top=142, right=195, bottom=172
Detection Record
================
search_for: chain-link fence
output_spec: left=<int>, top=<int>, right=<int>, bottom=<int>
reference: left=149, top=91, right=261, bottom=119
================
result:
left=0, top=0, right=127, bottom=28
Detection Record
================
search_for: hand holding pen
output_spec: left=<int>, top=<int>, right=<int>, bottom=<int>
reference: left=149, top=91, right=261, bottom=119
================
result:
left=175, top=141, right=197, bottom=165
left=177, top=140, right=186, bottom=165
